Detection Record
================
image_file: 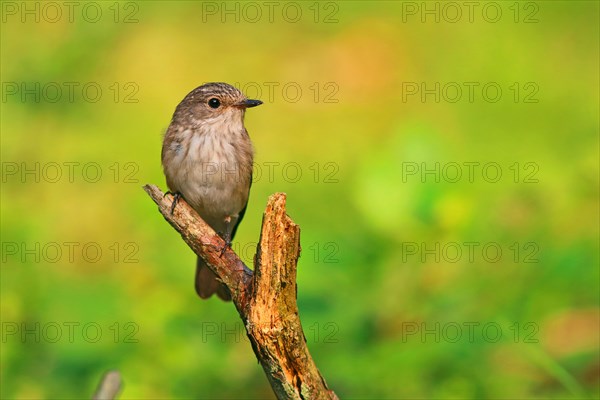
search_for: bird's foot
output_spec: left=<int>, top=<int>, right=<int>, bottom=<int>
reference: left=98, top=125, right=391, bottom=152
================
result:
left=217, top=232, right=232, bottom=257
left=164, top=191, right=181, bottom=216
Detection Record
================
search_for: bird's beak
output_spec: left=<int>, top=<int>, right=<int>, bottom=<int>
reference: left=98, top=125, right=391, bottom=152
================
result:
left=235, top=99, right=263, bottom=108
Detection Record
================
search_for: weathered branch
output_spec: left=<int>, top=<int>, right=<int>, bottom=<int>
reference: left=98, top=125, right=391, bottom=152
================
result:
left=143, top=184, right=337, bottom=400
left=92, top=370, right=122, bottom=400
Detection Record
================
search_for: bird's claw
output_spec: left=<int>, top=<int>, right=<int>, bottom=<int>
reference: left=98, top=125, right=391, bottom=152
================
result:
left=166, top=192, right=181, bottom=216
left=218, top=232, right=232, bottom=257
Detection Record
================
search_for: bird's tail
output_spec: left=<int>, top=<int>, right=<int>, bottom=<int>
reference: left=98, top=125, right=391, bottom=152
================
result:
left=195, top=257, right=232, bottom=301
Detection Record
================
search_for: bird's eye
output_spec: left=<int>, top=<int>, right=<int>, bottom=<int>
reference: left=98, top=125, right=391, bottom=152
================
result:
left=208, top=98, right=220, bottom=108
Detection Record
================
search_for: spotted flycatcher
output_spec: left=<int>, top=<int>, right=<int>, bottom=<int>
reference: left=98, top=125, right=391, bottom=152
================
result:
left=161, top=82, right=262, bottom=300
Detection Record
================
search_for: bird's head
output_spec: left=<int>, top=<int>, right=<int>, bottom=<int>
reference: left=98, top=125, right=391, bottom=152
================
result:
left=174, top=82, right=262, bottom=129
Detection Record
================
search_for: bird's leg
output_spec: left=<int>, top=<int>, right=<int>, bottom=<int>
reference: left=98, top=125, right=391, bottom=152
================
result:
left=218, top=216, right=233, bottom=257
left=164, top=191, right=181, bottom=216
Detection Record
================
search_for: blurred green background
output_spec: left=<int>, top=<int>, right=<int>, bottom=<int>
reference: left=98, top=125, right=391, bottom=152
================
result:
left=1, top=1, right=598, bottom=399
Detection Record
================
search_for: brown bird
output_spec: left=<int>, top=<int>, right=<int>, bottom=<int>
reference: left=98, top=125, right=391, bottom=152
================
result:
left=161, top=82, right=262, bottom=300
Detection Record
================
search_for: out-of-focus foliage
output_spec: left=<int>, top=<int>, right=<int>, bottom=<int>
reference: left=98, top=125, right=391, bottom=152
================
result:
left=1, top=1, right=598, bottom=399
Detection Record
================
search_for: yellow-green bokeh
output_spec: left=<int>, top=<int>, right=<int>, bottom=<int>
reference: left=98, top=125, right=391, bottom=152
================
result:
left=1, top=1, right=598, bottom=399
